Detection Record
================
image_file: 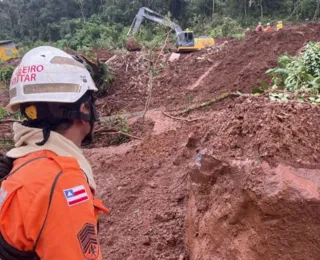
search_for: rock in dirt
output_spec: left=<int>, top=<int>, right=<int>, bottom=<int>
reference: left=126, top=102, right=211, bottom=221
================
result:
left=142, top=236, right=151, bottom=246
left=178, top=253, right=185, bottom=260
left=185, top=132, right=198, bottom=148
left=149, top=182, right=158, bottom=189
left=189, top=152, right=229, bottom=185
left=126, top=37, right=142, bottom=52
left=168, top=53, right=180, bottom=62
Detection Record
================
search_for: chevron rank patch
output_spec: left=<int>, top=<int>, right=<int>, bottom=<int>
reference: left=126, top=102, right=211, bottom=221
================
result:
left=78, top=223, right=99, bottom=260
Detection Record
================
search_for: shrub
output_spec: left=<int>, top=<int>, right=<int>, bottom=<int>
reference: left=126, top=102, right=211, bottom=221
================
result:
left=0, top=66, right=14, bottom=82
left=266, top=41, right=320, bottom=93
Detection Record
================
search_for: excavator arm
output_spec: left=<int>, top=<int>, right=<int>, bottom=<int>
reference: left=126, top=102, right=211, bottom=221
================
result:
left=127, top=7, right=183, bottom=36
left=127, top=7, right=214, bottom=52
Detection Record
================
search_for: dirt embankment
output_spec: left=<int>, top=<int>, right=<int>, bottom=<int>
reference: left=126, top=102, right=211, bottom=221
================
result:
left=91, top=93, right=320, bottom=259
left=100, top=22, right=320, bottom=115
left=186, top=96, right=320, bottom=260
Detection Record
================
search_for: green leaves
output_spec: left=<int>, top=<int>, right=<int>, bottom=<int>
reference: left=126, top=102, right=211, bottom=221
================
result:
left=209, top=17, right=243, bottom=38
left=266, top=42, right=320, bottom=104
left=0, top=66, right=14, bottom=82
left=0, top=0, right=320, bottom=45
left=79, top=55, right=114, bottom=98
left=267, top=42, right=320, bottom=93
left=0, top=106, right=21, bottom=119
left=302, top=42, right=320, bottom=77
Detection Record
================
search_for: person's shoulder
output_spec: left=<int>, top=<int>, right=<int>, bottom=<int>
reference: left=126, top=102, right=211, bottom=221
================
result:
left=10, top=150, right=85, bottom=189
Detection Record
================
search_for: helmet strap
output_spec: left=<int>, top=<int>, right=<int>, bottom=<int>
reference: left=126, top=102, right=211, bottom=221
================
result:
left=56, top=108, right=91, bottom=122
left=81, top=102, right=98, bottom=146
left=36, top=126, right=51, bottom=146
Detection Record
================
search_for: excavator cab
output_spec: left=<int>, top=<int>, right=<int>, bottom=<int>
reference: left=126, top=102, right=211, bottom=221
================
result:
left=177, top=31, right=195, bottom=46
left=176, top=31, right=199, bottom=52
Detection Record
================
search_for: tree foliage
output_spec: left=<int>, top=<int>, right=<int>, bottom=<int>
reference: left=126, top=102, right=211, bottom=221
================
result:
left=0, top=0, right=319, bottom=50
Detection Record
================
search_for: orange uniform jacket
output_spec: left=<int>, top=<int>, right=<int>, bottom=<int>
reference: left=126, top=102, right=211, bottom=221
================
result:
left=0, top=150, right=109, bottom=259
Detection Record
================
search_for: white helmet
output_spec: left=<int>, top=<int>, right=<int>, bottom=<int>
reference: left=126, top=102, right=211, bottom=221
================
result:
left=7, top=46, right=98, bottom=113
left=267, top=23, right=270, bottom=26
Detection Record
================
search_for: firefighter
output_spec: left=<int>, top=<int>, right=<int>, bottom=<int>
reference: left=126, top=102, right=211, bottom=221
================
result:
left=265, top=23, right=272, bottom=32
left=0, top=46, right=109, bottom=259
left=255, top=22, right=264, bottom=32
left=277, top=21, right=283, bottom=31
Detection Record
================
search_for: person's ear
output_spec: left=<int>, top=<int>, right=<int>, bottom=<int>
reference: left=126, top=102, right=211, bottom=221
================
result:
left=76, top=103, right=90, bottom=126
left=80, top=103, right=90, bottom=114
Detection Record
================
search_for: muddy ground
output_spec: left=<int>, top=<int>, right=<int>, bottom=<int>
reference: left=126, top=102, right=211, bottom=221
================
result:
left=1, top=22, right=320, bottom=260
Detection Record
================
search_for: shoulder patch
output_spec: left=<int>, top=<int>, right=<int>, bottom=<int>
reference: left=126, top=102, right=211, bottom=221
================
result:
left=63, top=185, right=89, bottom=206
left=78, top=223, right=99, bottom=260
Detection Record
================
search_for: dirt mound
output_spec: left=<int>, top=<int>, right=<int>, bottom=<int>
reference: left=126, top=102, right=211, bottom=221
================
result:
left=97, top=51, right=170, bottom=115
left=88, top=93, right=320, bottom=260
left=188, top=158, right=320, bottom=260
left=154, top=23, right=320, bottom=106
left=86, top=118, right=190, bottom=259
left=191, top=95, right=320, bottom=166
left=102, top=23, right=320, bottom=114
left=185, top=96, right=320, bottom=259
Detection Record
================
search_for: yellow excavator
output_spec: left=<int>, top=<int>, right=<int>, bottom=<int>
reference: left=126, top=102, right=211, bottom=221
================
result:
left=127, top=7, right=215, bottom=52
left=0, top=40, right=18, bottom=62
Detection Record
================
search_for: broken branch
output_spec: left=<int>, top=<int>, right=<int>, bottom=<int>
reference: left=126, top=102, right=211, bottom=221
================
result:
left=142, top=29, right=172, bottom=121
left=162, top=112, right=207, bottom=122
left=94, top=127, right=142, bottom=140
left=172, top=92, right=241, bottom=116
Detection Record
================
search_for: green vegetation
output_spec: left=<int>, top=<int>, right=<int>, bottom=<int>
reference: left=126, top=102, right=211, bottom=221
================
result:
left=265, top=41, right=320, bottom=104
left=79, top=56, right=114, bottom=97
left=0, top=107, right=11, bottom=119
left=0, top=66, right=14, bottom=82
left=0, top=139, right=14, bottom=150
left=0, top=106, right=22, bottom=120
left=1, top=0, right=320, bottom=51
left=99, top=116, right=132, bottom=145
left=200, top=17, right=245, bottom=39
left=267, top=42, right=320, bottom=93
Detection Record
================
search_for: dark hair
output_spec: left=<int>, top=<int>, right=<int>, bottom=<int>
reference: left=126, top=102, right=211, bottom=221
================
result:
left=20, top=91, right=94, bottom=145
left=22, top=118, right=73, bottom=135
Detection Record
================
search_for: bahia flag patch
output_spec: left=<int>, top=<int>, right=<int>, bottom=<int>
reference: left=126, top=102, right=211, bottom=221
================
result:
left=63, top=185, right=89, bottom=206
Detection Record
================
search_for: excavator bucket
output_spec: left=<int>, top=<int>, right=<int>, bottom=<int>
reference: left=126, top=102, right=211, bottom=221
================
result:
left=126, top=36, right=142, bottom=52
